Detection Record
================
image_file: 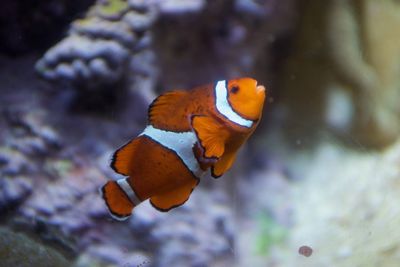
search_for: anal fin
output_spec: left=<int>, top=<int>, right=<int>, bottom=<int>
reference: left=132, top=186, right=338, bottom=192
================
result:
left=150, top=181, right=197, bottom=212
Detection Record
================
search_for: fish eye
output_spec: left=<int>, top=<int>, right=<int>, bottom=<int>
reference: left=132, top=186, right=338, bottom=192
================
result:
left=230, top=86, right=240, bottom=94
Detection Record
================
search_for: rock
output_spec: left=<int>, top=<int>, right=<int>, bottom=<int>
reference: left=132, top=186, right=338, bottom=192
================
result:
left=77, top=245, right=151, bottom=267
left=0, top=227, right=70, bottom=267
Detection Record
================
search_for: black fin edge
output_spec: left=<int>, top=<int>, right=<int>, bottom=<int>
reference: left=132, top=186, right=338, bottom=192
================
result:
left=190, top=115, right=221, bottom=162
left=149, top=192, right=192, bottom=212
left=109, top=140, right=133, bottom=176
left=100, top=183, right=131, bottom=221
left=210, top=166, right=223, bottom=179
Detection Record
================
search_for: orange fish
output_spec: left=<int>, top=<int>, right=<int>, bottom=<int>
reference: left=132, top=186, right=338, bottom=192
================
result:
left=101, top=77, right=266, bottom=220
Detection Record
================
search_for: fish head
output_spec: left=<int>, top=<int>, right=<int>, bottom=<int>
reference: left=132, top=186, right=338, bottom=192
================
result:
left=226, top=77, right=266, bottom=121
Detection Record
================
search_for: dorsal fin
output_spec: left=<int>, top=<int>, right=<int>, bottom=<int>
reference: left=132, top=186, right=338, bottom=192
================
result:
left=190, top=115, right=229, bottom=160
left=148, top=90, right=189, bottom=131
left=110, top=139, right=140, bottom=176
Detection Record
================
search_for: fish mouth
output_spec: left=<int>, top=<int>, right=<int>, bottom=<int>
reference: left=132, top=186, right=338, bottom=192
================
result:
left=254, top=80, right=265, bottom=93
left=256, top=83, right=266, bottom=96
left=256, top=85, right=265, bottom=93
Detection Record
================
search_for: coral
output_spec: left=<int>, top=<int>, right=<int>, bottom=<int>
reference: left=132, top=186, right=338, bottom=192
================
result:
left=149, top=190, right=234, bottom=267
left=0, top=108, right=62, bottom=215
left=20, top=163, right=107, bottom=233
left=158, top=0, right=206, bottom=15
left=1, top=115, right=235, bottom=266
left=0, top=175, right=32, bottom=213
left=35, top=0, right=296, bottom=105
left=97, top=0, right=129, bottom=16
left=279, top=0, right=400, bottom=148
left=35, top=0, right=159, bottom=102
left=2, top=109, right=61, bottom=155
left=69, top=189, right=234, bottom=267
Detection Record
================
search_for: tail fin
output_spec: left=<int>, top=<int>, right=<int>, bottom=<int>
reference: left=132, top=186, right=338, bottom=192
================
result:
left=100, top=180, right=136, bottom=221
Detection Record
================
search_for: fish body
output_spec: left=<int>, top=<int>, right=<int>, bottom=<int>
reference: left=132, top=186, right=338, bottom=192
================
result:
left=101, top=77, right=266, bottom=220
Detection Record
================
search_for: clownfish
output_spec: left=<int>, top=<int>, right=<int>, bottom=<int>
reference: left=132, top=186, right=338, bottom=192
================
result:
left=101, top=77, right=266, bottom=220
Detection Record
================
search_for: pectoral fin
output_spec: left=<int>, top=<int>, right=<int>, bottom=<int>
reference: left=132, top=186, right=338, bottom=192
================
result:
left=190, top=115, right=229, bottom=160
left=211, top=152, right=237, bottom=178
left=150, top=181, right=197, bottom=212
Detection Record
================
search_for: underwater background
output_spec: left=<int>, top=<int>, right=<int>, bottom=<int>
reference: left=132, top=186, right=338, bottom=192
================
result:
left=1, top=0, right=400, bottom=266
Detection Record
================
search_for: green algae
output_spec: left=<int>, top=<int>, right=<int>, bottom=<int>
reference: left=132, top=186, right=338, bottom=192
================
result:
left=255, top=213, right=288, bottom=256
left=98, top=0, right=129, bottom=16
left=44, top=159, right=73, bottom=178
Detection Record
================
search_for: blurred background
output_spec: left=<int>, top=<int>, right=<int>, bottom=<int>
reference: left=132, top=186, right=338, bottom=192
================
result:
left=1, top=0, right=400, bottom=266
